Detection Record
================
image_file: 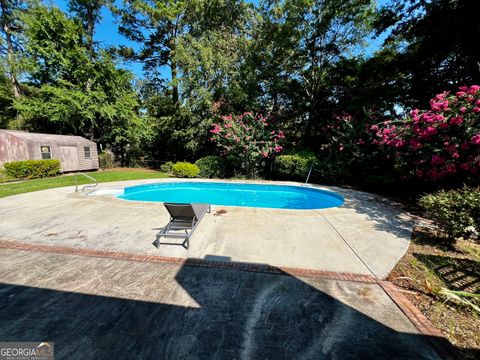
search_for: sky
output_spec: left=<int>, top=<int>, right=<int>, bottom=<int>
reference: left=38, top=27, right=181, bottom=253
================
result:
left=53, top=0, right=387, bottom=79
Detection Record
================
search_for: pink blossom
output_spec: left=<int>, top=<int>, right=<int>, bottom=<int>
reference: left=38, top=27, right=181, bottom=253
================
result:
left=449, top=116, right=463, bottom=125
left=274, top=145, right=283, bottom=153
left=471, top=134, right=480, bottom=145
left=410, top=139, right=422, bottom=150
left=473, top=107, right=480, bottom=113
left=445, top=164, right=457, bottom=174
left=431, top=155, right=445, bottom=166
left=459, top=163, right=470, bottom=171
left=210, top=124, right=222, bottom=134
left=426, top=127, right=438, bottom=136
left=261, top=151, right=269, bottom=158
left=277, top=131, right=285, bottom=139
left=459, top=106, right=467, bottom=113
left=468, top=85, right=480, bottom=94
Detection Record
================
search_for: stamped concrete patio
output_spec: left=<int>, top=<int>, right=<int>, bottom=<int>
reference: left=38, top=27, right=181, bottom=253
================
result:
left=0, top=179, right=413, bottom=278
left=0, top=180, right=450, bottom=358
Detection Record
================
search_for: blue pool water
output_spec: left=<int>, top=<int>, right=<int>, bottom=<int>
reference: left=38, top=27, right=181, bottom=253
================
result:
left=118, top=182, right=344, bottom=210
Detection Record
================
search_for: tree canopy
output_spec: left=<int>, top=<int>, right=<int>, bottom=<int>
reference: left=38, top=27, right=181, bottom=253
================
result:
left=0, top=0, right=478, bottom=185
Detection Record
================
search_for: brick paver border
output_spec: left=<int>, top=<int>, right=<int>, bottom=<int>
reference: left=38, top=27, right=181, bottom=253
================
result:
left=0, top=239, right=376, bottom=283
left=378, top=281, right=459, bottom=359
left=0, top=238, right=458, bottom=358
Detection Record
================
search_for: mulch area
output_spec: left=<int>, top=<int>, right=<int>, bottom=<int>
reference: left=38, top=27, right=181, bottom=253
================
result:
left=387, top=226, right=480, bottom=359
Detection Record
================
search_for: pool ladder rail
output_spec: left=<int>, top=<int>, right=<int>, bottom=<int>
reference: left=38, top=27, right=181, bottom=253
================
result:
left=74, top=172, right=98, bottom=193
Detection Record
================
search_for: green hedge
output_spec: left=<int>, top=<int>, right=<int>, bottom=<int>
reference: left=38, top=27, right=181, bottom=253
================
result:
left=172, top=162, right=200, bottom=178
left=274, top=151, right=317, bottom=180
left=195, top=156, right=227, bottom=178
left=419, top=186, right=480, bottom=242
left=98, top=152, right=115, bottom=169
left=160, top=161, right=174, bottom=173
left=3, top=159, right=61, bottom=179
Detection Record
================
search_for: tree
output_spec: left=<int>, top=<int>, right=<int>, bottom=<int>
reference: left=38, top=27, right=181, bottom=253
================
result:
left=68, top=0, right=108, bottom=54
left=113, top=0, right=192, bottom=104
left=251, top=0, right=376, bottom=146
left=15, top=3, right=152, bottom=158
left=0, top=0, right=27, bottom=98
left=374, top=0, right=480, bottom=108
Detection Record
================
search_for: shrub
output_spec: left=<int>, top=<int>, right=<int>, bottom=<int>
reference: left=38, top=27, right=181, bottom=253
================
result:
left=274, top=151, right=317, bottom=180
left=210, top=112, right=286, bottom=178
left=195, top=156, right=227, bottom=178
left=419, top=186, right=480, bottom=241
left=4, top=159, right=61, bottom=179
left=98, top=152, right=115, bottom=169
left=373, top=84, right=480, bottom=182
left=172, top=162, right=200, bottom=178
left=160, top=161, right=174, bottom=173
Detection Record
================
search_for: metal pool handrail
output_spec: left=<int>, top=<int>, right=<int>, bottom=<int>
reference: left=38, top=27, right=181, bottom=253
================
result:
left=74, top=172, right=98, bottom=193
left=305, top=162, right=314, bottom=184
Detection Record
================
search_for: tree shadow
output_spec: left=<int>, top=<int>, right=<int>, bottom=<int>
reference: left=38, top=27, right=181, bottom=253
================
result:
left=414, top=253, right=480, bottom=294
left=335, top=187, right=415, bottom=240
left=0, top=255, right=461, bottom=359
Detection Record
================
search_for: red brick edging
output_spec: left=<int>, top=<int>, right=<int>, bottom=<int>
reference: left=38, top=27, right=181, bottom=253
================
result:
left=378, top=280, right=459, bottom=359
left=0, top=239, right=459, bottom=358
left=0, top=239, right=376, bottom=283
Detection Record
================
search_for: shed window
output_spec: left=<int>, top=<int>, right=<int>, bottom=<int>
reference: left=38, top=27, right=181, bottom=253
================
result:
left=84, top=146, right=91, bottom=158
left=40, top=146, right=51, bottom=159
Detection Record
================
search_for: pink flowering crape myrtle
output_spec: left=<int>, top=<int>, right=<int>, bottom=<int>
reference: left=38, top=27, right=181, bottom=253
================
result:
left=372, top=85, right=480, bottom=181
left=210, top=112, right=286, bottom=177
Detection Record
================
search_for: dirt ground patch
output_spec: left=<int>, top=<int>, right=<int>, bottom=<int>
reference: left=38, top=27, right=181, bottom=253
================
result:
left=387, top=226, right=480, bottom=359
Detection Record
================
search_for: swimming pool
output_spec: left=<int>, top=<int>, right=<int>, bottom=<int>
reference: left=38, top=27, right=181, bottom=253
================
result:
left=117, top=182, right=343, bottom=210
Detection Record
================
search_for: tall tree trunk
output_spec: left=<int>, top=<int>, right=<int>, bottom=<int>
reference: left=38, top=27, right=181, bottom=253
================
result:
left=1, top=0, right=21, bottom=98
left=170, top=52, right=179, bottom=104
left=84, top=5, right=95, bottom=92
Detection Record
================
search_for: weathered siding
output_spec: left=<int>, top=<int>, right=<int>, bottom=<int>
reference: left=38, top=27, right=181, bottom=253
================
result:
left=0, top=132, right=28, bottom=167
left=0, top=130, right=99, bottom=172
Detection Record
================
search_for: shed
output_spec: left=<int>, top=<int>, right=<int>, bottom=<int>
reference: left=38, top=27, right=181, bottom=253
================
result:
left=0, top=130, right=99, bottom=172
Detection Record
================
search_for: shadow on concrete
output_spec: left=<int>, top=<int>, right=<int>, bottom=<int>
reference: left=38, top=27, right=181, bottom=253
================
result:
left=0, top=257, right=456, bottom=359
left=339, top=189, right=414, bottom=239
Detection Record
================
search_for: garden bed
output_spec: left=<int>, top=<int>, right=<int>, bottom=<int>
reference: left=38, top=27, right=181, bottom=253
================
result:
left=387, top=226, right=479, bottom=359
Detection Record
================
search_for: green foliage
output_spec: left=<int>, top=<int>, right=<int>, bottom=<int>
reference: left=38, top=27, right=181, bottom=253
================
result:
left=14, top=4, right=152, bottom=160
left=3, top=159, right=61, bottom=179
left=195, top=156, right=227, bottom=178
left=98, top=152, right=115, bottom=169
left=419, top=187, right=480, bottom=242
left=172, top=162, right=200, bottom=178
left=160, top=161, right=173, bottom=173
left=0, top=170, right=169, bottom=198
left=374, top=0, right=480, bottom=107
left=274, top=151, right=317, bottom=180
left=210, top=112, right=286, bottom=178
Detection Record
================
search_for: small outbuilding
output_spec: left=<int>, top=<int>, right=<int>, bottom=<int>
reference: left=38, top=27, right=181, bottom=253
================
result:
left=0, top=130, right=99, bottom=172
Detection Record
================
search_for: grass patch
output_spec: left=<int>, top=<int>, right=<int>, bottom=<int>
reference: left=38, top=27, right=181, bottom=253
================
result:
left=388, top=226, right=480, bottom=358
left=0, top=169, right=169, bottom=198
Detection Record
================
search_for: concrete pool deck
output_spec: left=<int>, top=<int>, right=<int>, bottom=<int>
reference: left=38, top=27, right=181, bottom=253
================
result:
left=0, top=179, right=413, bottom=278
left=0, top=247, right=443, bottom=359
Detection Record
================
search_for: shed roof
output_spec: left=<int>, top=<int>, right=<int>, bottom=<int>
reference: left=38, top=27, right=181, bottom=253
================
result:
left=0, top=130, right=96, bottom=146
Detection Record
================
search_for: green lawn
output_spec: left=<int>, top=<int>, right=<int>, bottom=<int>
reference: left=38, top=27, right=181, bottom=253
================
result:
left=0, top=169, right=169, bottom=198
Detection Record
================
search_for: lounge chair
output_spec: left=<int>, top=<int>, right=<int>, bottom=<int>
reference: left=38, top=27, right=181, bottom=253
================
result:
left=155, top=203, right=211, bottom=249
